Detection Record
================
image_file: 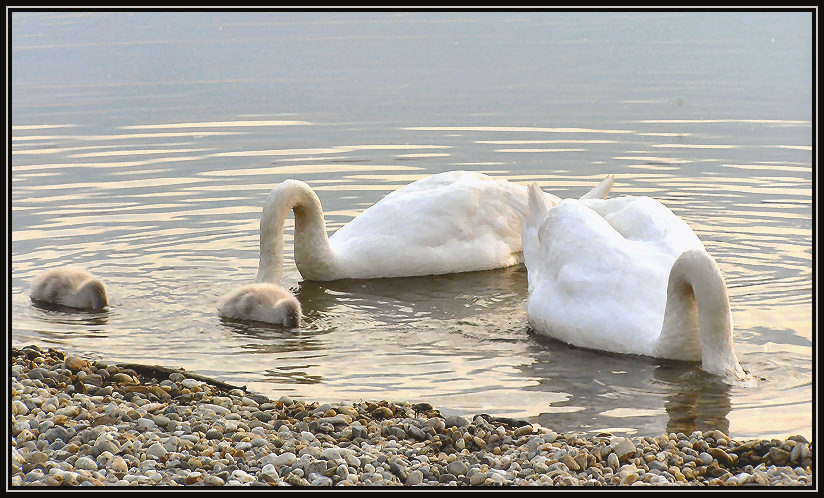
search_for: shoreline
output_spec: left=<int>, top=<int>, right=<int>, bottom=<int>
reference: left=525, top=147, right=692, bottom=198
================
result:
left=10, top=344, right=814, bottom=487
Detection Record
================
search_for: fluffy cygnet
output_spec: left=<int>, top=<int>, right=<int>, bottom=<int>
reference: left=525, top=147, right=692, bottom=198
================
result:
left=30, top=267, right=108, bottom=311
left=217, top=283, right=301, bottom=327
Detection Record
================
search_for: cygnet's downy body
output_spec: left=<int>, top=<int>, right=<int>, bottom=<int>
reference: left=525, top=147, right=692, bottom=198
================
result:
left=30, top=267, right=108, bottom=311
left=217, top=283, right=301, bottom=328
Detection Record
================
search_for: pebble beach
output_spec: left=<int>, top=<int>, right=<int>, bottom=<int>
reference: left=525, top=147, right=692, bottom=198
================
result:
left=10, top=344, right=814, bottom=487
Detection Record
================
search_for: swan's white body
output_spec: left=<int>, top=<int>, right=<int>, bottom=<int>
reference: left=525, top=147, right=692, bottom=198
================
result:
left=257, top=171, right=615, bottom=282
left=217, top=283, right=301, bottom=327
left=523, top=184, right=745, bottom=379
left=30, top=267, right=108, bottom=310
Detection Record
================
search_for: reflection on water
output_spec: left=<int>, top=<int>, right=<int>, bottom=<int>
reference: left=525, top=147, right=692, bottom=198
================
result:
left=520, top=334, right=736, bottom=437
left=10, top=11, right=812, bottom=440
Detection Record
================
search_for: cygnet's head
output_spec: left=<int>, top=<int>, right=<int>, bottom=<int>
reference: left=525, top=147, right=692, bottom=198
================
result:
left=218, top=283, right=301, bottom=327
left=79, top=278, right=109, bottom=310
left=266, top=295, right=301, bottom=328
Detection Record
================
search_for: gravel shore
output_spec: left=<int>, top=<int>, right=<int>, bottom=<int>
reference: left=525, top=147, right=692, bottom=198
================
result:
left=10, top=344, right=814, bottom=487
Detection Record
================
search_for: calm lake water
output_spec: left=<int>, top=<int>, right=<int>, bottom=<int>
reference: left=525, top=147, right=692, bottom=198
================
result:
left=10, top=11, right=813, bottom=441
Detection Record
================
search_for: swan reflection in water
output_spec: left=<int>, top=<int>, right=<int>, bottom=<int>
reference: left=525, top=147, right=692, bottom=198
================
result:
left=521, top=333, right=733, bottom=437
left=293, top=265, right=531, bottom=331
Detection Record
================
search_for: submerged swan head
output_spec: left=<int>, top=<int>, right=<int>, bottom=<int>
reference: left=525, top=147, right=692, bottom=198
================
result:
left=30, top=267, right=109, bottom=311
left=218, top=283, right=301, bottom=327
left=660, top=249, right=746, bottom=381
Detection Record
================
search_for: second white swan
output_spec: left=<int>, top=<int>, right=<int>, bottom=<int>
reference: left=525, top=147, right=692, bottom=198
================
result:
left=257, top=170, right=615, bottom=282
left=522, top=183, right=745, bottom=380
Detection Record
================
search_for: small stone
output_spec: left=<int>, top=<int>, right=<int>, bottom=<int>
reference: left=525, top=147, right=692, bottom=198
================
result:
left=205, top=428, right=223, bottom=440
left=513, top=425, right=534, bottom=438
left=790, top=442, right=811, bottom=463
left=445, top=415, right=469, bottom=428
left=372, top=406, right=393, bottom=419
left=560, top=454, right=581, bottom=471
left=405, top=469, right=424, bottom=485
left=612, top=438, right=637, bottom=462
left=708, top=448, right=734, bottom=467
left=64, top=356, right=90, bottom=372
left=389, top=461, right=409, bottom=481
left=439, top=472, right=457, bottom=484
left=407, top=425, right=427, bottom=441
left=12, top=400, right=29, bottom=416
left=112, top=373, right=137, bottom=384
left=698, top=452, right=714, bottom=465
left=204, top=475, right=225, bottom=486
left=264, top=451, right=296, bottom=467
left=74, top=456, right=98, bottom=471
left=769, top=447, right=791, bottom=466
left=447, top=460, right=469, bottom=476
left=26, top=451, right=48, bottom=465
left=108, top=456, right=128, bottom=473
left=470, top=471, right=488, bottom=486
left=146, top=442, right=167, bottom=459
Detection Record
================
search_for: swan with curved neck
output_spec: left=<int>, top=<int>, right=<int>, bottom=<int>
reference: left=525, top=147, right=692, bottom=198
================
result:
left=257, top=171, right=615, bottom=282
left=30, top=267, right=108, bottom=311
left=523, top=183, right=745, bottom=380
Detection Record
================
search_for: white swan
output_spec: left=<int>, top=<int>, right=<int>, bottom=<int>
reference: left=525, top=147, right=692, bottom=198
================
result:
left=30, top=267, right=108, bottom=311
left=256, top=171, right=615, bottom=282
left=217, top=283, right=301, bottom=327
left=522, top=183, right=745, bottom=380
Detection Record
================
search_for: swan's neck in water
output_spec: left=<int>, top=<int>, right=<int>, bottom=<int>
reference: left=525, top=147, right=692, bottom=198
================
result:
left=256, top=181, right=337, bottom=283
left=661, top=249, right=744, bottom=379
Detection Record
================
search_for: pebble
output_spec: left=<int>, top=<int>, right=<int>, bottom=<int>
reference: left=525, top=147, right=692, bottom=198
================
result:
left=10, top=345, right=814, bottom=487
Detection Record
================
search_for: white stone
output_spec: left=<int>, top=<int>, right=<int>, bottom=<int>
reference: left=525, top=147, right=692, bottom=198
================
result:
left=146, top=442, right=168, bottom=459
left=74, top=457, right=98, bottom=471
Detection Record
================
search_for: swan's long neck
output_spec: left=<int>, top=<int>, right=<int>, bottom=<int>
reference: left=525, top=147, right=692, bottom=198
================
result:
left=660, top=249, right=745, bottom=379
left=256, top=180, right=338, bottom=283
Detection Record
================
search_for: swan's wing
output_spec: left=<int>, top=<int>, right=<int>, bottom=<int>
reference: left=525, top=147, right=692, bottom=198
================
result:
left=329, top=172, right=529, bottom=278
left=527, top=199, right=674, bottom=355
left=582, top=196, right=705, bottom=256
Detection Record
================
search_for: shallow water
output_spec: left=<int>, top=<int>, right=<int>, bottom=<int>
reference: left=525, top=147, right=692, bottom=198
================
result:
left=10, top=11, right=813, bottom=440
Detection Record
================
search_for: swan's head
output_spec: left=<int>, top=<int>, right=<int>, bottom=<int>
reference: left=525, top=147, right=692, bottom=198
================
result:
left=79, top=278, right=109, bottom=310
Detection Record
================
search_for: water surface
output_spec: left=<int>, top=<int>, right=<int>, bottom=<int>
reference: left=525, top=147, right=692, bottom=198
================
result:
left=11, top=11, right=813, bottom=440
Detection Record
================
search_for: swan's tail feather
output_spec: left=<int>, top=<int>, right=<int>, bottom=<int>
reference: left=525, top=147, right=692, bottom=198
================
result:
left=523, top=183, right=553, bottom=292
left=579, top=174, right=616, bottom=200
left=526, top=182, right=552, bottom=230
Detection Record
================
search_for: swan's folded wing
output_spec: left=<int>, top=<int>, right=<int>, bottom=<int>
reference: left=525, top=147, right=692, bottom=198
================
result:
left=582, top=196, right=706, bottom=257
left=329, top=174, right=529, bottom=277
